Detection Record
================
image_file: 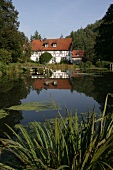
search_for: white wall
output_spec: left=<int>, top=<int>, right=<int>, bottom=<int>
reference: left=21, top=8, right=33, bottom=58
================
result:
left=30, top=50, right=72, bottom=63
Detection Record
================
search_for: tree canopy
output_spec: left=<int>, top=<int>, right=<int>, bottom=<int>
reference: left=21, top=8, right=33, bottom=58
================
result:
left=0, top=0, right=29, bottom=63
left=67, top=4, right=113, bottom=62
left=67, top=20, right=101, bottom=61
left=94, top=4, right=113, bottom=61
left=30, top=30, right=42, bottom=41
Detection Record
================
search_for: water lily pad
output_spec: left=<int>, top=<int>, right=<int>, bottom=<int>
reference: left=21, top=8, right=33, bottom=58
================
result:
left=8, top=101, right=61, bottom=112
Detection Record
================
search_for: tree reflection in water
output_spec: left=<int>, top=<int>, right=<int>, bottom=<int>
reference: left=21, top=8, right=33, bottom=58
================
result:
left=0, top=76, right=30, bottom=137
left=71, top=72, right=113, bottom=114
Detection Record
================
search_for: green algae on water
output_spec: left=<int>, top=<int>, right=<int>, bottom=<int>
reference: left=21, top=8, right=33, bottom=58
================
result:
left=8, top=101, right=61, bottom=112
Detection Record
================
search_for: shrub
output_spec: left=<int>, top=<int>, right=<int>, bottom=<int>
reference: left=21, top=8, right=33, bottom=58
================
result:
left=96, top=60, right=109, bottom=68
left=39, top=52, right=53, bottom=64
left=80, top=61, right=93, bottom=70
left=85, top=61, right=93, bottom=67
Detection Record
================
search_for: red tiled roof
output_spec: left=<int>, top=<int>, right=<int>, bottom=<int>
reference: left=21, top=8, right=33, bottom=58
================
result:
left=72, top=50, right=84, bottom=58
left=31, top=38, right=72, bottom=51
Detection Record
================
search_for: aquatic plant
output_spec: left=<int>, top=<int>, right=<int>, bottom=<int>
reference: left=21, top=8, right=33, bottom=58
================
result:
left=0, top=101, right=60, bottom=120
left=0, top=94, right=113, bottom=169
left=8, top=101, right=61, bottom=112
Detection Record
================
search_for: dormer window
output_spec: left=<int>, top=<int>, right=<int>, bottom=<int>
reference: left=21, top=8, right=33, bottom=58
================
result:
left=44, top=43, right=48, bottom=47
left=53, top=43, right=57, bottom=47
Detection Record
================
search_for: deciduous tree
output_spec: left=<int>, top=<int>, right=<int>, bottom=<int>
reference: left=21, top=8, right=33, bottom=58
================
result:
left=0, top=0, right=27, bottom=62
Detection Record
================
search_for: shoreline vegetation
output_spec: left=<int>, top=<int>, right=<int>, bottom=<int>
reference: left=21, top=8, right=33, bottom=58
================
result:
left=0, top=61, right=111, bottom=77
left=0, top=94, right=113, bottom=169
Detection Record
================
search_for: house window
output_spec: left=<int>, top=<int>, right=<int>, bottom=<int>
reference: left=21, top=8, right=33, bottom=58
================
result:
left=60, top=51, right=62, bottom=54
left=44, top=43, right=48, bottom=47
left=53, top=43, right=57, bottom=47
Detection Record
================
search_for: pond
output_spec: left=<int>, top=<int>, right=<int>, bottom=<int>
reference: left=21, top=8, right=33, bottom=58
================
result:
left=0, top=70, right=113, bottom=136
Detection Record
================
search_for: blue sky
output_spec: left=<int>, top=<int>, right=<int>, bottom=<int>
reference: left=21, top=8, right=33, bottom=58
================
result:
left=12, top=0, right=112, bottom=39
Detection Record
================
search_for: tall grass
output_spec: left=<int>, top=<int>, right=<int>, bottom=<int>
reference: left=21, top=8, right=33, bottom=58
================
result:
left=0, top=94, right=113, bottom=169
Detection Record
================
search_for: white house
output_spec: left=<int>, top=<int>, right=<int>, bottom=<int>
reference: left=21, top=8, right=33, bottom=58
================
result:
left=30, top=38, right=72, bottom=63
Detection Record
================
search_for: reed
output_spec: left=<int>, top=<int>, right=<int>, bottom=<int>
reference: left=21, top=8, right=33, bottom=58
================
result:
left=0, top=94, right=113, bottom=169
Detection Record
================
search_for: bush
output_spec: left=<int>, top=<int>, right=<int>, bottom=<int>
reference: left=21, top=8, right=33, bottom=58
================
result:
left=80, top=61, right=93, bottom=70
left=39, top=52, right=53, bottom=64
left=85, top=61, right=93, bottom=67
left=96, top=60, right=109, bottom=68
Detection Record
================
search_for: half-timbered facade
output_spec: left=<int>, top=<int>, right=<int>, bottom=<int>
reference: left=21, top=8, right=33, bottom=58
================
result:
left=30, top=38, right=72, bottom=63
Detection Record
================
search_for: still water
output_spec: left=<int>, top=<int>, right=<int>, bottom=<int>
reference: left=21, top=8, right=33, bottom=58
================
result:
left=0, top=70, right=113, bottom=136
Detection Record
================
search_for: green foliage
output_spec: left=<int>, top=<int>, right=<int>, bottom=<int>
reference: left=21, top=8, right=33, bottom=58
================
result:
left=0, top=49, right=12, bottom=64
left=0, top=94, right=113, bottom=169
left=0, top=0, right=19, bottom=60
left=18, top=32, right=31, bottom=63
left=80, top=61, right=93, bottom=70
left=0, top=62, right=23, bottom=75
left=20, top=43, right=31, bottom=63
left=67, top=5, right=113, bottom=62
left=0, top=0, right=29, bottom=63
left=67, top=20, right=102, bottom=61
left=0, top=61, right=9, bottom=75
left=95, top=60, right=109, bottom=68
left=39, top=52, right=53, bottom=64
left=60, top=58, right=69, bottom=64
left=95, top=4, right=113, bottom=61
left=25, top=45, right=31, bottom=62
left=84, top=61, right=93, bottom=67
left=30, top=30, right=42, bottom=41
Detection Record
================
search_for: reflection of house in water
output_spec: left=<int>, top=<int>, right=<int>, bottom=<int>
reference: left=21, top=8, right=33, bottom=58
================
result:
left=33, top=78, right=72, bottom=90
left=31, top=69, right=72, bottom=79
left=32, top=70, right=73, bottom=90
left=50, top=70, right=71, bottom=79
left=32, top=69, right=83, bottom=90
left=32, top=69, right=83, bottom=91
